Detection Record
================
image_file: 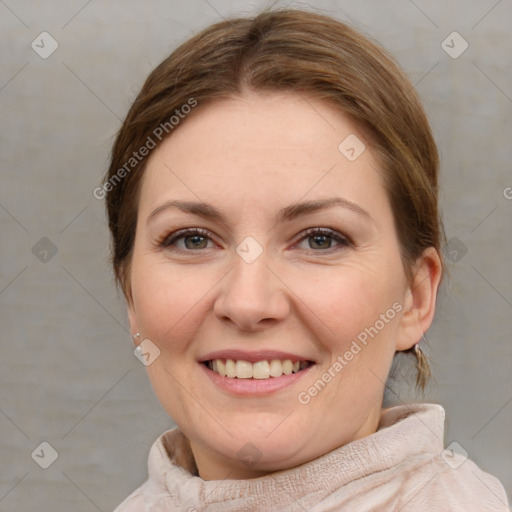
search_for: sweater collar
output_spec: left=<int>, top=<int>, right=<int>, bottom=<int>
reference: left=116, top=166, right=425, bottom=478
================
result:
left=146, top=403, right=445, bottom=510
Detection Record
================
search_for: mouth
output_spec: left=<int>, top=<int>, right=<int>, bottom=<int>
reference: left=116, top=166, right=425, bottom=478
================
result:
left=202, top=358, right=314, bottom=379
left=197, top=350, right=317, bottom=395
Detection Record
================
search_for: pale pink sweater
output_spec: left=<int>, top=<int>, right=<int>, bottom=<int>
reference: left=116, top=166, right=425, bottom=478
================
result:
left=114, top=403, right=509, bottom=511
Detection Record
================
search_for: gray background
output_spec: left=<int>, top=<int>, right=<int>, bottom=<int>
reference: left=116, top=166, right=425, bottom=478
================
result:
left=1, top=0, right=511, bottom=510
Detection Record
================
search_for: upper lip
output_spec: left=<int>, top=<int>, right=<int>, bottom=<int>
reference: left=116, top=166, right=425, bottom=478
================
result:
left=198, top=349, right=316, bottom=364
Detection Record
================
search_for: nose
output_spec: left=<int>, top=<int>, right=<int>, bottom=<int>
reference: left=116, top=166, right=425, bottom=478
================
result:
left=213, top=248, right=290, bottom=332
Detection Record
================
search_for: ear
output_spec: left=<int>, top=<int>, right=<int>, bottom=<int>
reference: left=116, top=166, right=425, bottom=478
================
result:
left=395, top=247, right=442, bottom=351
left=124, top=278, right=140, bottom=347
left=127, top=302, right=140, bottom=347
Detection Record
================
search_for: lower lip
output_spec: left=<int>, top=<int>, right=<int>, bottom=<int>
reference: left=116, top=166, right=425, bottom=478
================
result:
left=199, top=362, right=314, bottom=396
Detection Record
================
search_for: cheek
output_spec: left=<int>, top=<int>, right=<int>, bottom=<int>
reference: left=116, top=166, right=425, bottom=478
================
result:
left=299, top=266, right=401, bottom=400
left=131, top=260, right=213, bottom=351
left=297, top=265, right=388, bottom=343
left=292, top=262, right=403, bottom=387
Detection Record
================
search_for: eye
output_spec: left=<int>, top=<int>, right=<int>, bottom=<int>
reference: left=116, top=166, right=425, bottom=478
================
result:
left=159, top=227, right=351, bottom=254
left=160, top=228, right=216, bottom=251
left=295, top=227, right=351, bottom=252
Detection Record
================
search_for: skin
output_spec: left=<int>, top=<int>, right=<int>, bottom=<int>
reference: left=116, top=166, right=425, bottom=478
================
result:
left=126, top=90, right=442, bottom=480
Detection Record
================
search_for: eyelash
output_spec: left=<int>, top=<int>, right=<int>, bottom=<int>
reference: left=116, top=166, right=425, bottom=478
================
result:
left=159, top=227, right=351, bottom=254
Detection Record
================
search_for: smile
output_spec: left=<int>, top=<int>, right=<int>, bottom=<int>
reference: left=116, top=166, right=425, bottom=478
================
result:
left=198, top=349, right=316, bottom=395
left=204, top=359, right=313, bottom=379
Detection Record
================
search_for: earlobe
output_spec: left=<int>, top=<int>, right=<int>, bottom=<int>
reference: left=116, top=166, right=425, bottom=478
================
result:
left=395, top=247, right=442, bottom=352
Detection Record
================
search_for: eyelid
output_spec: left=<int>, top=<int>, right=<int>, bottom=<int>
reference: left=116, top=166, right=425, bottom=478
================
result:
left=159, top=227, right=218, bottom=250
left=159, top=226, right=351, bottom=253
left=292, top=227, right=351, bottom=252
left=296, top=227, right=351, bottom=244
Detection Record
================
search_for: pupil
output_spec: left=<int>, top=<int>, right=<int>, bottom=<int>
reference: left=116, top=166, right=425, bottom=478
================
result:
left=186, top=235, right=206, bottom=249
left=312, top=235, right=330, bottom=249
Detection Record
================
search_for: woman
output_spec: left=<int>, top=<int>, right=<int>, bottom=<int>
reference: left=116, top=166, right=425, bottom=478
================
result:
left=105, top=8, right=509, bottom=511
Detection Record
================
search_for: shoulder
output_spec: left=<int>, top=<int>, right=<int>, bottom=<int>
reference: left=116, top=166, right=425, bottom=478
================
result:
left=398, top=452, right=509, bottom=511
left=376, top=403, right=509, bottom=511
left=113, top=486, right=145, bottom=512
left=113, top=428, right=191, bottom=511
left=113, top=485, right=183, bottom=512
left=113, top=484, right=177, bottom=512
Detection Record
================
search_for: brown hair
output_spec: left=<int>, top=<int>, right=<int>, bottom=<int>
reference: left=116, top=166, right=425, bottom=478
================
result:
left=103, top=8, right=446, bottom=389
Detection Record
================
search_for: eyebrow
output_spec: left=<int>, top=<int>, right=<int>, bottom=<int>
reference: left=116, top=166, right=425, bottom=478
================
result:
left=147, top=197, right=373, bottom=226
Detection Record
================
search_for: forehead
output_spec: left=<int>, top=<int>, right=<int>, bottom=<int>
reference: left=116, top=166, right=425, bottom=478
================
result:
left=151, top=91, right=366, bottom=160
left=139, top=91, right=391, bottom=226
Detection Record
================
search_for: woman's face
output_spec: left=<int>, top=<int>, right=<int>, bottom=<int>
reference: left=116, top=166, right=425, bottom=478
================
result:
left=127, top=91, right=440, bottom=479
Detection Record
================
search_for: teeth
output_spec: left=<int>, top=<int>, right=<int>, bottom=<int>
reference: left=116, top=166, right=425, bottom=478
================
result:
left=207, top=358, right=310, bottom=379
left=282, top=360, right=293, bottom=375
left=269, top=359, right=283, bottom=377
left=253, top=361, right=270, bottom=379
left=217, top=359, right=226, bottom=377
left=236, top=360, right=253, bottom=379
left=225, top=359, right=236, bottom=378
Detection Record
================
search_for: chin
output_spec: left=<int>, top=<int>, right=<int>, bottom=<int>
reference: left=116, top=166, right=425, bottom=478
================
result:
left=225, top=427, right=314, bottom=471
